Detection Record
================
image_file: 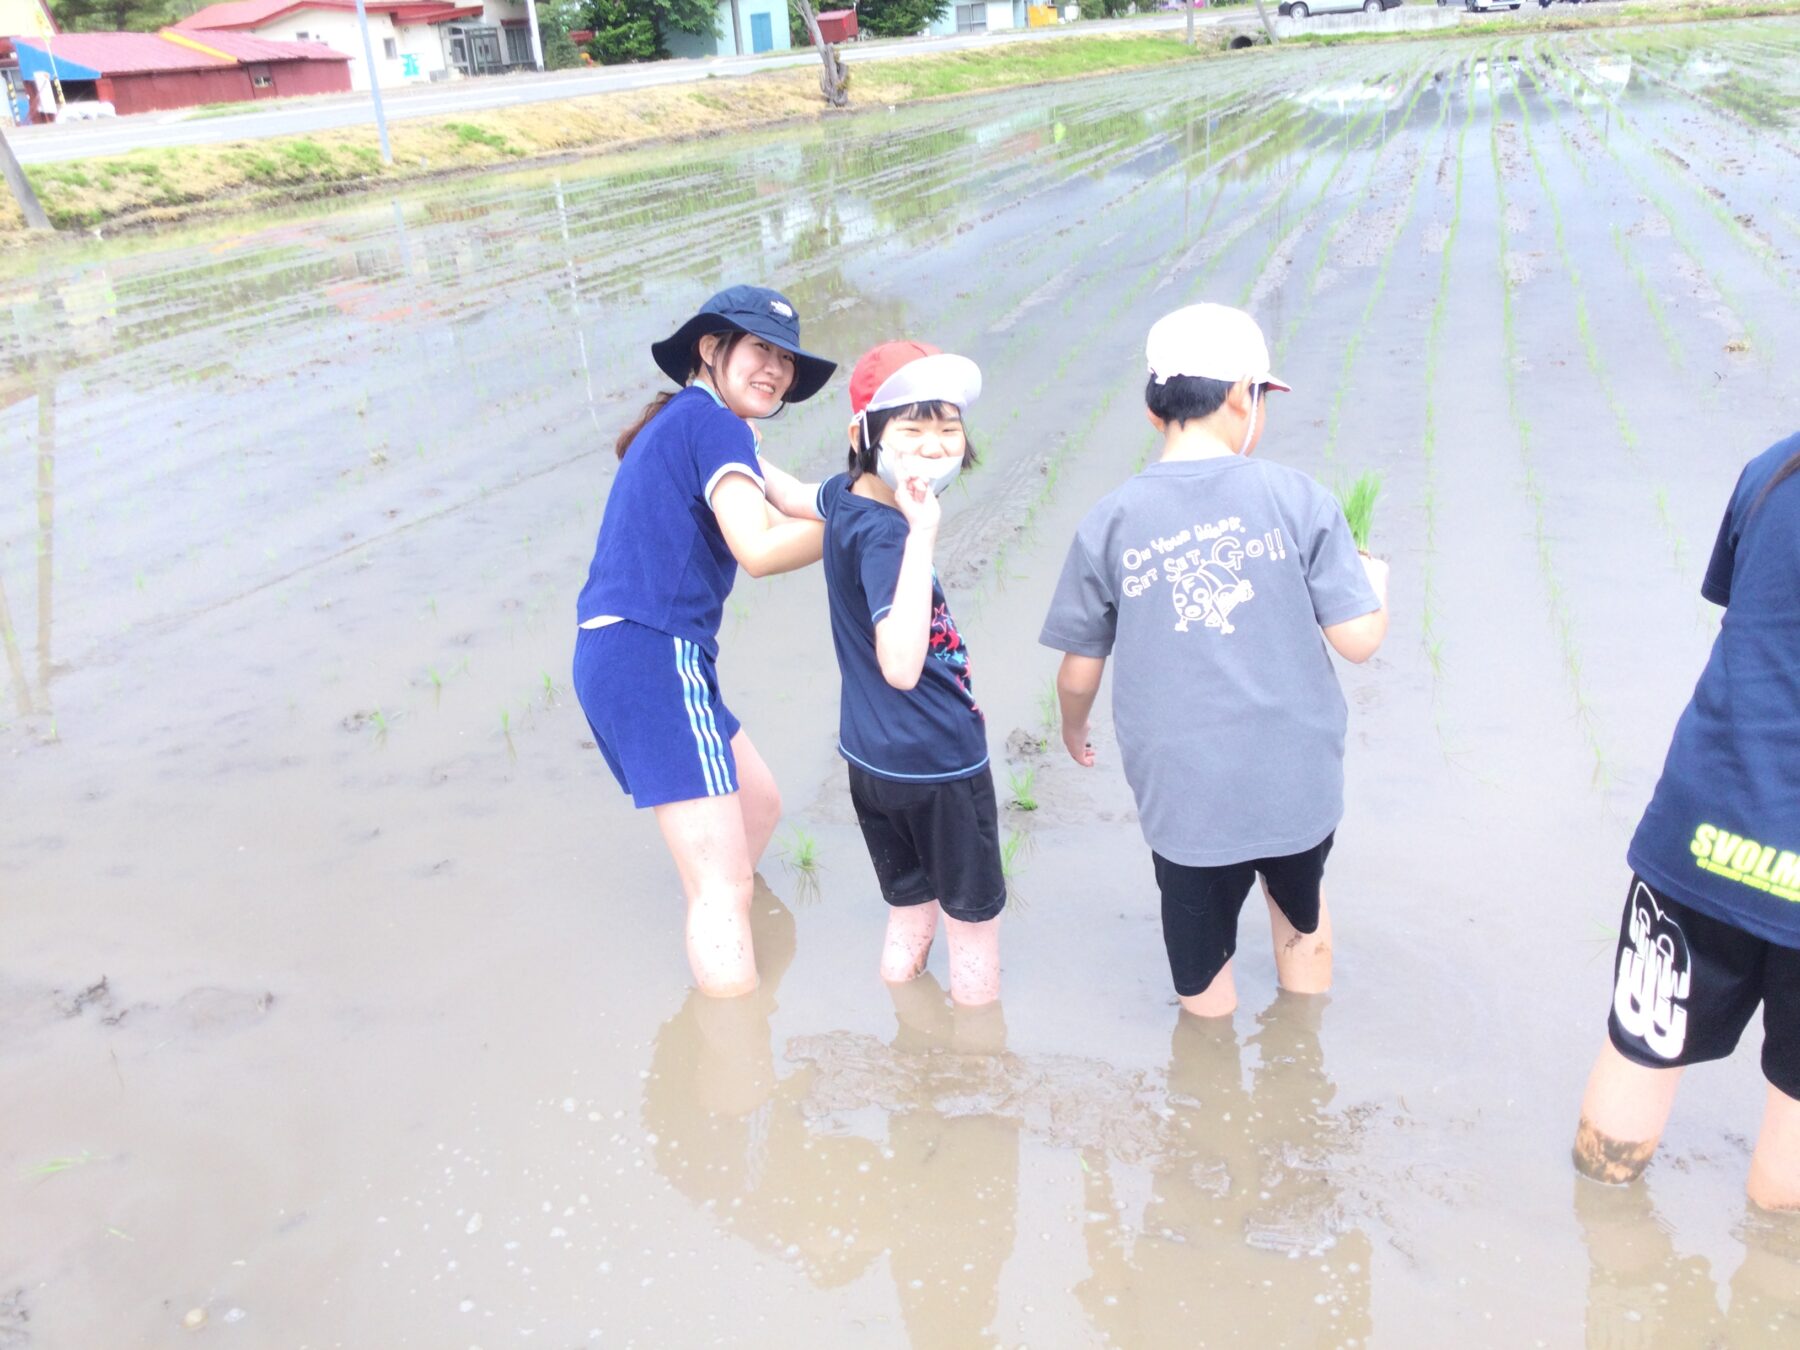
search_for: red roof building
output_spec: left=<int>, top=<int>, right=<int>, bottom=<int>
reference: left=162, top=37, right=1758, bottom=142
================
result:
left=12, top=31, right=350, bottom=119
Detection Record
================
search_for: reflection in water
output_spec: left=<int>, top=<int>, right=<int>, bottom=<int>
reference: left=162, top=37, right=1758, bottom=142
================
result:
left=643, top=890, right=1019, bottom=1345
left=1576, top=1179, right=1800, bottom=1347
left=1077, top=999, right=1371, bottom=1347
left=1, top=346, right=57, bottom=722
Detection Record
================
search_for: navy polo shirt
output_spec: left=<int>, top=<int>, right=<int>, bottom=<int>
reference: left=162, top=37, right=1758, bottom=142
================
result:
left=575, top=385, right=763, bottom=659
left=819, top=474, right=987, bottom=783
left=1628, top=434, right=1800, bottom=947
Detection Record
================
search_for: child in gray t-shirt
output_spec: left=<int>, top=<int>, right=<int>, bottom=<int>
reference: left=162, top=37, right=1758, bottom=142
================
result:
left=1038, top=304, right=1389, bottom=1019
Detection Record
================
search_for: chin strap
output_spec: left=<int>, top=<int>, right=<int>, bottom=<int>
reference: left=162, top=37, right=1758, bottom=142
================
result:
left=1238, top=385, right=1261, bottom=456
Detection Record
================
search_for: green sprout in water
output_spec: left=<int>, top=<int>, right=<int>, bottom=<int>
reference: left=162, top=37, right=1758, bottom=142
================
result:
left=780, top=825, right=819, bottom=874
left=1007, top=766, right=1038, bottom=812
left=1000, top=830, right=1027, bottom=879
left=1336, top=471, right=1382, bottom=553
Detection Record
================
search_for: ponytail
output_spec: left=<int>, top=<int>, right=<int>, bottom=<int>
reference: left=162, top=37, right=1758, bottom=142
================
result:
left=616, top=392, right=675, bottom=460
left=1750, top=447, right=1800, bottom=517
left=615, top=329, right=753, bottom=461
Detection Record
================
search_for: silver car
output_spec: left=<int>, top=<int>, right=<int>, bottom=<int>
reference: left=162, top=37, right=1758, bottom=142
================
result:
left=1278, top=0, right=1403, bottom=17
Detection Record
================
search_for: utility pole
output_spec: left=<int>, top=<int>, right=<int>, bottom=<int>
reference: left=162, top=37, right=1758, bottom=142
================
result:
left=525, top=0, right=545, bottom=70
left=353, top=0, right=394, bottom=165
left=0, top=125, right=51, bottom=231
left=1185, top=0, right=1193, bottom=46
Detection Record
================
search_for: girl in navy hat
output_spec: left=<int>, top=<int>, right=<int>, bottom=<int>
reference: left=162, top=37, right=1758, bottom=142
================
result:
left=573, top=285, right=835, bottom=998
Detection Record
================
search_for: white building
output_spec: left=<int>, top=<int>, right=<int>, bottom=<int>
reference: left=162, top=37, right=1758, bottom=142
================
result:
left=179, top=0, right=543, bottom=90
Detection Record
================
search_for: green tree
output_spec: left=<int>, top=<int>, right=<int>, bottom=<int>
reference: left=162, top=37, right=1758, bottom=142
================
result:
left=537, top=0, right=588, bottom=69
left=581, top=0, right=717, bottom=63
left=854, top=0, right=948, bottom=38
left=50, top=0, right=181, bottom=31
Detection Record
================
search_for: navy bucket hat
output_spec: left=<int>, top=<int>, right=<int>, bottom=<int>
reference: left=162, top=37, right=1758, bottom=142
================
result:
left=651, top=284, right=837, bottom=405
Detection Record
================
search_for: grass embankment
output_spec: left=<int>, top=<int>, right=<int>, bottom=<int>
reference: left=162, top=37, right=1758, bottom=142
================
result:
left=5, top=34, right=1212, bottom=237
left=1284, top=0, right=1800, bottom=46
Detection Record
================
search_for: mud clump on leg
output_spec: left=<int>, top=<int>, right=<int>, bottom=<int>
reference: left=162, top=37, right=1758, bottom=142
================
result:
left=1573, top=1116, right=1657, bottom=1185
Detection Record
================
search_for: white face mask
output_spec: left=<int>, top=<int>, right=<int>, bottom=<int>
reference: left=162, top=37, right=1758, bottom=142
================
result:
left=876, top=444, right=963, bottom=497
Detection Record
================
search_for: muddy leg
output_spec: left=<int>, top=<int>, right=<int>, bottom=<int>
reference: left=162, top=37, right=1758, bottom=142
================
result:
left=943, top=913, right=1001, bottom=1007
left=1573, top=1039, right=1683, bottom=1184
left=1748, top=1083, right=1800, bottom=1212
left=655, top=795, right=757, bottom=998
left=1265, top=881, right=1332, bottom=995
left=730, top=729, right=782, bottom=869
left=1179, top=959, right=1238, bottom=1019
left=881, top=900, right=940, bottom=984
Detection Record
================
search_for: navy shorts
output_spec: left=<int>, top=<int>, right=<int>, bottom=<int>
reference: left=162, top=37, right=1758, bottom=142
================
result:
left=1153, top=834, right=1335, bottom=997
left=572, top=620, right=741, bottom=809
left=1607, top=875, right=1800, bottom=1099
left=848, top=764, right=1006, bottom=924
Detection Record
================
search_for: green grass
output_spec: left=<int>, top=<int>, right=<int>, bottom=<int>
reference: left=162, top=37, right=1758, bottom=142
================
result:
left=446, top=122, right=522, bottom=156
left=1336, top=471, right=1382, bottom=553
left=882, top=34, right=1204, bottom=100
left=1007, top=765, right=1038, bottom=812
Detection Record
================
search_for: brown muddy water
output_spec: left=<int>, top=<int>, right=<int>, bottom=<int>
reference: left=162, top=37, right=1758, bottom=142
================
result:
left=7, top=20, right=1800, bottom=1348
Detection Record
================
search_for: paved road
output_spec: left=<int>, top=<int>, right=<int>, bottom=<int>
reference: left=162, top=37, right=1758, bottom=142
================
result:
left=10, top=12, right=1253, bottom=164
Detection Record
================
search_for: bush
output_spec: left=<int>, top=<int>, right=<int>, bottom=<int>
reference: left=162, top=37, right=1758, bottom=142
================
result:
left=856, top=0, right=950, bottom=37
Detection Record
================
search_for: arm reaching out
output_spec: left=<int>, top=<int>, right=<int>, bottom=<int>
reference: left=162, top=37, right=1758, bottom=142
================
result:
left=1056, top=653, right=1106, bottom=767
left=758, top=454, right=824, bottom=522
left=712, top=474, right=824, bottom=578
left=873, top=476, right=941, bottom=691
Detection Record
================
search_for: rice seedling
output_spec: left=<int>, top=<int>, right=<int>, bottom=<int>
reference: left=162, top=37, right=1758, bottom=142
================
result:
left=540, top=670, right=559, bottom=704
left=1000, top=829, right=1028, bottom=880
left=1007, top=765, right=1038, bottom=812
left=780, top=825, right=820, bottom=874
left=1037, top=676, right=1059, bottom=737
left=1336, top=472, right=1382, bottom=554
left=26, top=1150, right=99, bottom=1179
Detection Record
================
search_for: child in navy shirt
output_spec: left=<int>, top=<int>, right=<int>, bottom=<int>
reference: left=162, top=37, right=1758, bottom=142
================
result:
left=1575, top=434, right=1800, bottom=1211
left=818, top=342, right=1005, bottom=1006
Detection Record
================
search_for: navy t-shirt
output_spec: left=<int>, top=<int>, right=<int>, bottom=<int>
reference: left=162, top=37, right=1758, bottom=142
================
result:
left=1628, top=434, right=1800, bottom=947
left=819, top=474, right=987, bottom=783
left=575, top=385, right=763, bottom=659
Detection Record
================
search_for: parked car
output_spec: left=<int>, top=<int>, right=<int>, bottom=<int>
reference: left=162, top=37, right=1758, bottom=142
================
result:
left=1279, top=0, right=1402, bottom=14
left=1438, top=0, right=1523, bottom=9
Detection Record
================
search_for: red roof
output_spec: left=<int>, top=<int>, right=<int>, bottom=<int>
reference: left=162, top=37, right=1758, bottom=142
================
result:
left=12, top=31, right=347, bottom=75
left=181, top=0, right=481, bottom=29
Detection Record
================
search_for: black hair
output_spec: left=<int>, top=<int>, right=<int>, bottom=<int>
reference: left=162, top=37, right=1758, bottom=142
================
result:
left=1750, top=447, right=1800, bottom=516
left=846, top=400, right=979, bottom=481
left=1144, top=373, right=1237, bottom=427
left=617, top=329, right=758, bottom=459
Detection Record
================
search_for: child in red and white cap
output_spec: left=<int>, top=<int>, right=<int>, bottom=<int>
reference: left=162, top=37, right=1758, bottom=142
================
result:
left=815, top=340, right=1004, bottom=1006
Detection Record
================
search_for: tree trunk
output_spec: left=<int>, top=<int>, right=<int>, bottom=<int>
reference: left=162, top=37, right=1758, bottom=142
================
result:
left=792, top=0, right=850, bottom=107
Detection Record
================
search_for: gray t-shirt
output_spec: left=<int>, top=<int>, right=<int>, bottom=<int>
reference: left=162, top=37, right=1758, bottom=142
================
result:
left=1039, top=455, right=1379, bottom=868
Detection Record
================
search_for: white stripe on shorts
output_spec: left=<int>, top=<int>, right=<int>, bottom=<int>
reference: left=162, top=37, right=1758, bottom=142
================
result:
left=673, top=638, right=732, bottom=796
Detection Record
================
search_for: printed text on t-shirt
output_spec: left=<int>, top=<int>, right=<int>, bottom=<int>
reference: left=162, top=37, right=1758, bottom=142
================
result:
left=1119, top=516, right=1289, bottom=636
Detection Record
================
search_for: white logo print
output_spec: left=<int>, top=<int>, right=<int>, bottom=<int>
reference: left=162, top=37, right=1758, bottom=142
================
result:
left=769, top=300, right=795, bottom=318
left=1612, top=882, right=1691, bottom=1059
left=1117, top=517, right=1288, bottom=636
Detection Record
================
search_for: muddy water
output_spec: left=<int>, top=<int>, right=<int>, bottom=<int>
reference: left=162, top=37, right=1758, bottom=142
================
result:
left=6, top=21, right=1800, bottom=1347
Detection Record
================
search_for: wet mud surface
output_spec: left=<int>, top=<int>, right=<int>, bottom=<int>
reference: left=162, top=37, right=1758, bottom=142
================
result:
left=7, top=19, right=1800, bottom=1347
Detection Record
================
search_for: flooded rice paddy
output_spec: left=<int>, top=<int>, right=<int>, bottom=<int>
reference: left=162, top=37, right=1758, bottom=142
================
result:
left=7, top=18, right=1800, bottom=1347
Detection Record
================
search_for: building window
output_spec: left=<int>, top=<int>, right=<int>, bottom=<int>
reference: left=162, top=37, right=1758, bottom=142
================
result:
left=384, top=37, right=399, bottom=59
left=252, top=73, right=273, bottom=88
left=955, top=2, right=986, bottom=32
left=295, top=30, right=309, bottom=39
left=504, top=26, right=533, bottom=65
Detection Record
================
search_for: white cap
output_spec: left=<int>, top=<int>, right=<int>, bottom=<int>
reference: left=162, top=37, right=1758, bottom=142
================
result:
left=1145, top=303, right=1291, bottom=392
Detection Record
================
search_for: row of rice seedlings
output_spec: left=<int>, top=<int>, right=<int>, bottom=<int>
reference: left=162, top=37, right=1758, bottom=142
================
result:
left=1418, top=64, right=1476, bottom=700
left=1489, top=97, right=1610, bottom=791
left=1506, top=56, right=1689, bottom=574
left=1313, top=68, right=1448, bottom=472
left=1555, top=35, right=1800, bottom=311
left=1532, top=46, right=1768, bottom=362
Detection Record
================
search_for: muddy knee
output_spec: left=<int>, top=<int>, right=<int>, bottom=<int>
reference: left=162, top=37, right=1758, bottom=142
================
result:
left=1573, top=1116, right=1658, bottom=1185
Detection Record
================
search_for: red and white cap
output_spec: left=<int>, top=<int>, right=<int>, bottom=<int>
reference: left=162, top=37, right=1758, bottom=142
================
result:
left=1145, top=304, right=1291, bottom=392
left=848, top=340, right=983, bottom=416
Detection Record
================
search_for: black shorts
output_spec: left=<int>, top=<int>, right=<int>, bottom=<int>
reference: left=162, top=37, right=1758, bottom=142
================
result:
left=847, top=763, right=1006, bottom=925
left=1607, top=875, right=1800, bottom=1099
left=1154, top=834, right=1334, bottom=998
